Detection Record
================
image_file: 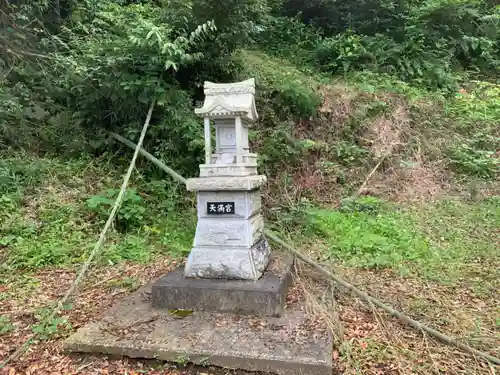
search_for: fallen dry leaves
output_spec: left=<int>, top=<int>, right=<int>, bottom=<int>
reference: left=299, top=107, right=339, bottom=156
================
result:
left=0, top=256, right=189, bottom=375
left=298, top=264, right=499, bottom=375
left=2, top=256, right=499, bottom=375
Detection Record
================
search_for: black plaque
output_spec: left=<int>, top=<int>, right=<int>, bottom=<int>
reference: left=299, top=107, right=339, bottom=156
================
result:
left=207, top=202, right=235, bottom=215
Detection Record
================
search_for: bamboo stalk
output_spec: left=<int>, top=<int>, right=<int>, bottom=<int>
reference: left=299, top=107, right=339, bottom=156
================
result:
left=111, top=132, right=500, bottom=367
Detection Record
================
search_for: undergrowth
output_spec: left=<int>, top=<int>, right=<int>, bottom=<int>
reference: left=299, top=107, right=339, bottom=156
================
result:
left=303, top=196, right=499, bottom=294
left=0, top=1, right=498, bottom=372
left=0, top=155, right=194, bottom=272
left=2, top=151, right=497, bottom=301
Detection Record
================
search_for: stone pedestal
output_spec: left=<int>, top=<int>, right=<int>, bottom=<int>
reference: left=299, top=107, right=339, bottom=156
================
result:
left=65, top=279, right=333, bottom=375
left=152, top=253, right=293, bottom=317
left=151, top=174, right=280, bottom=315
left=184, top=176, right=271, bottom=280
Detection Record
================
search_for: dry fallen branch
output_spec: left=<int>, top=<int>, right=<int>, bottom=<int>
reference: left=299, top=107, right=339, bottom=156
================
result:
left=265, top=231, right=500, bottom=367
left=353, top=153, right=389, bottom=198
left=112, top=133, right=500, bottom=367
left=0, top=101, right=156, bottom=370
left=77, top=272, right=123, bottom=297
left=110, top=132, right=187, bottom=185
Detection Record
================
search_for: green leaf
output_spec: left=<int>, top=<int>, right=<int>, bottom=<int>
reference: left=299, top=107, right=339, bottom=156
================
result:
left=164, top=60, right=178, bottom=71
left=168, top=309, right=193, bottom=318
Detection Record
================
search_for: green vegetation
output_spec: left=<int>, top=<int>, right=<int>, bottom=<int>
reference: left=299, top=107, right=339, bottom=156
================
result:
left=0, top=156, right=195, bottom=271
left=304, top=197, right=499, bottom=290
left=0, top=316, right=14, bottom=334
left=1, top=0, right=499, bottom=373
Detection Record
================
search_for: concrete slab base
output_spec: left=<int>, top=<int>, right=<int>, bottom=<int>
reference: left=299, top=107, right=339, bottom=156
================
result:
left=65, top=284, right=333, bottom=374
left=152, top=252, right=293, bottom=317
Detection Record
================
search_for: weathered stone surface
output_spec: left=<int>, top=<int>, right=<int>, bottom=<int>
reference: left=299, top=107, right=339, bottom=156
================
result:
left=193, top=214, right=263, bottom=248
left=199, top=164, right=257, bottom=177
left=196, top=190, right=262, bottom=219
left=186, top=175, right=266, bottom=192
left=194, top=79, right=258, bottom=122
left=64, top=282, right=333, bottom=375
left=153, top=252, right=292, bottom=316
left=184, top=236, right=271, bottom=280
left=187, top=78, right=270, bottom=279
left=215, top=122, right=250, bottom=154
left=210, top=153, right=257, bottom=164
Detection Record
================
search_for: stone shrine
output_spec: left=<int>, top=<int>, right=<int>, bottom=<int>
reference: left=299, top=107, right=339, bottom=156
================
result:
left=184, top=78, right=271, bottom=280
left=64, top=79, right=333, bottom=375
left=150, top=79, right=285, bottom=316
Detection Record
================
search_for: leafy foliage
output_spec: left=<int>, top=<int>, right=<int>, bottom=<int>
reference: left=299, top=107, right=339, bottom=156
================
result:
left=0, top=0, right=498, bottom=205
left=32, top=306, right=72, bottom=340
left=1, top=0, right=499, bottom=163
left=86, top=188, right=146, bottom=231
left=0, top=315, right=14, bottom=335
left=0, top=155, right=196, bottom=270
left=0, top=3, right=499, bottom=370
left=304, top=198, right=500, bottom=281
left=445, top=81, right=500, bottom=180
left=448, top=144, right=498, bottom=179
left=0, top=0, right=255, bottom=176
left=276, top=0, right=499, bottom=91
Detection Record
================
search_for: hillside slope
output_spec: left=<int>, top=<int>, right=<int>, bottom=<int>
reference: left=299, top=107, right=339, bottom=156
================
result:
left=1, top=0, right=499, bottom=372
left=2, top=51, right=499, bottom=375
left=237, top=51, right=499, bottom=209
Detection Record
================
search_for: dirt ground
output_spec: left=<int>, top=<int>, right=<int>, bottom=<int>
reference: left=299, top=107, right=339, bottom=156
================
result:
left=1, top=254, right=498, bottom=375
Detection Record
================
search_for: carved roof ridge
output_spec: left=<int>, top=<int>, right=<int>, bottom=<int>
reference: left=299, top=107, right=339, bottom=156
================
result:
left=194, top=78, right=258, bottom=121
left=203, top=79, right=256, bottom=96
left=195, top=97, right=246, bottom=115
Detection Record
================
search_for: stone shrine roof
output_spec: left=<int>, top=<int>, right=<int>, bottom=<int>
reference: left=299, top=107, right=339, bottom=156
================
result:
left=194, top=79, right=258, bottom=122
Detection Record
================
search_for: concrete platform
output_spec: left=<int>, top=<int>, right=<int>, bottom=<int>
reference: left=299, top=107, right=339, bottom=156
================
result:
left=65, top=284, right=333, bottom=374
left=151, top=253, right=293, bottom=317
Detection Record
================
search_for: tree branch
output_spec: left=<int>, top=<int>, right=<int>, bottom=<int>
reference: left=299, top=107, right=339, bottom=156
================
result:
left=0, top=100, right=156, bottom=369
left=109, top=133, right=500, bottom=367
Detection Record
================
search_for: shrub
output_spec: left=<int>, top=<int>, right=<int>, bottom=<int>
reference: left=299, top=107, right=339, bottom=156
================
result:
left=254, top=16, right=322, bottom=64
left=279, top=0, right=409, bottom=37
left=448, top=144, right=498, bottom=179
left=445, top=81, right=500, bottom=179
left=0, top=158, right=48, bottom=194
left=287, top=0, right=498, bottom=91
left=313, top=31, right=461, bottom=92
left=86, top=188, right=146, bottom=231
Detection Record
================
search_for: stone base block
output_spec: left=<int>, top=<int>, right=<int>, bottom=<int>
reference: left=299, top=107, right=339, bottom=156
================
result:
left=152, top=252, right=293, bottom=317
left=199, top=163, right=257, bottom=178
left=185, top=237, right=271, bottom=280
left=64, top=280, right=333, bottom=375
left=186, top=175, right=266, bottom=192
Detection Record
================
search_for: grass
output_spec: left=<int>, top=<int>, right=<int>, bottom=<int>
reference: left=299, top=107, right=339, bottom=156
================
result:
left=0, top=153, right=195, bottom=273
left=1, top=65, right=499, bottom=373
left=284, top=194, right=499, bottom=374
left=0, top=316, right=14, bottom=334
left=302, top=197, right=499, bottom=294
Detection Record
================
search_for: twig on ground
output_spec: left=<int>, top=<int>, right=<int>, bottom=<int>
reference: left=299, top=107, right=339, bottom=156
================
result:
left=353, top=153, right=389, bottom=198
left=0, top=100, right=156, bottom=370
left=265, top=230, right=500, bottom=367
left=77, top=272, right=122, bottom=297
left=76, top=361, right=94, bottom=372
left=111, top=133, right=500, bottom=367
left=101, top=315, right=160, bottom=338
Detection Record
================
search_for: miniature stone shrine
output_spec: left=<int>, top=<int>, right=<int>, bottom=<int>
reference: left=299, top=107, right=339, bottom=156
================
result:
left=64, top=79, right=333, bottom=375
left=150, top=79, right=284, bottom=316
left=184, top=78, right=271, bottom=280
